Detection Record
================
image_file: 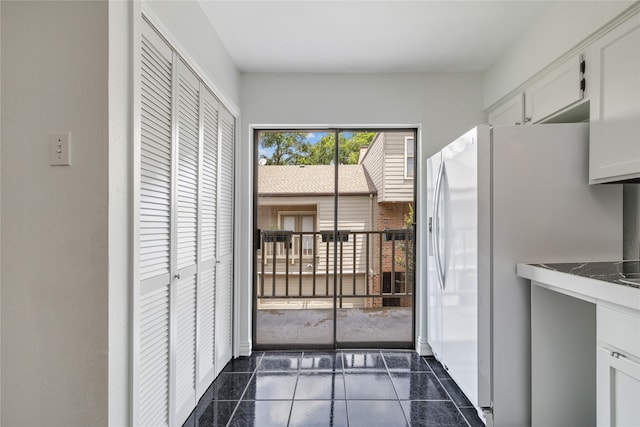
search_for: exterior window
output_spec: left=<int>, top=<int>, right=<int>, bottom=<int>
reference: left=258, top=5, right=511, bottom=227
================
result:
left=382, top=272, right=405, bottom=306
left=404, top=136, right=414, bottom=179
left=281, top=214, right=315, bottom=257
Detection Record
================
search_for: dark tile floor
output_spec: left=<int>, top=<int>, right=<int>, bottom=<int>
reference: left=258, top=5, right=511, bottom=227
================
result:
left=183, top=350, right=485, bottom=427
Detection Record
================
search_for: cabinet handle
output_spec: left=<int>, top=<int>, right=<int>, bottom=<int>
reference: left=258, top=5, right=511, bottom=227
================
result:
left=515, top=122, right=521, bottom=125
left=524, top=117, right=532, bottom=123
left=174, top=273, right=181, bottom=280
left=610, top=351, right=626, bottom=359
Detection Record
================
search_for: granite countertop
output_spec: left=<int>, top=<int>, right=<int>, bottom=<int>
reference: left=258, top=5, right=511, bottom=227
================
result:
left=530, top=260, right=640, bottom=290
left=517, top=261, right=640, bottom=311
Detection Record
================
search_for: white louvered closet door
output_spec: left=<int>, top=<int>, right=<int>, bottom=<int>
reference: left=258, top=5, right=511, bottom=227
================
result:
left=173, top=59, right=200, bottom=426
left=138, top=18, right=236, bottom=427
left=215, top=107, right=235, bottom=373
left=196, top=87, right=219, bottom=395
left=138, top=22, right=173, bottom=427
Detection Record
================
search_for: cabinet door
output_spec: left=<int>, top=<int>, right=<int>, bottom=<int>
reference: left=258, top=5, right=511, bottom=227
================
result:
left=597, top=347, right=640, bottom=426
left=590, top=14, right=640, bottom=183
left=524, top=54, right=584, bottom=124
left=488, top=93, right=524, bottom=125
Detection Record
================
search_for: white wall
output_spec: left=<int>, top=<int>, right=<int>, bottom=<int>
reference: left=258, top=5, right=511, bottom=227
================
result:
left=0, top=0, right=3, bottom=416
left=1, top=1, right=109, bottom=426
left=484, top=1, right=634, bottom=108
left=484, top=1, right=640, bottom=260
left=240, top=72, right=485, bottom=354
left=143, top=0, right=242, bottom=114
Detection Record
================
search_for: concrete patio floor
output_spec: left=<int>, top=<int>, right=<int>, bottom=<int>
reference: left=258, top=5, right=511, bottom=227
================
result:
left=255, top=307, right=413, bottom=346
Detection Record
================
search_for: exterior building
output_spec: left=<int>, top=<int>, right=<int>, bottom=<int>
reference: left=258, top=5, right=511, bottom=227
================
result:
left=360, top=131, right=415, bottom=307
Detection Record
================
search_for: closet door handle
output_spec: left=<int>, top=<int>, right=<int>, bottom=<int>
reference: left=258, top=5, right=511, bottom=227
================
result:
left=174, top=273, right=181, bottom=280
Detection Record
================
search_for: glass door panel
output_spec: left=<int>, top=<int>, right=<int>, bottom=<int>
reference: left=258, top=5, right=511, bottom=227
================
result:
left=255, top=131, right=335, bottom=347
left=335, top=130, right=415, bottom=347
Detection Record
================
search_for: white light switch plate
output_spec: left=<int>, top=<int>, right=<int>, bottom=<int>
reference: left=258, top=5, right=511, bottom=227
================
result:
left=50, top=132, right=71, bottom=166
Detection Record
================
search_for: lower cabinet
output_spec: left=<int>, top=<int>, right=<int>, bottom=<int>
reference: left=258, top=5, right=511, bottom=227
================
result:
left=597, top=347, right=640, bottom=426
left=597, top=305, right=640, bottom=426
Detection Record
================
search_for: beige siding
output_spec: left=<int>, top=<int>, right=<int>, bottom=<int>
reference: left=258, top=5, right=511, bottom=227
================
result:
left=257, top=195, right=373, bottom=276
left=361, top=133, right=385, bottom=200
left=381, top=131, right=414, bottom=202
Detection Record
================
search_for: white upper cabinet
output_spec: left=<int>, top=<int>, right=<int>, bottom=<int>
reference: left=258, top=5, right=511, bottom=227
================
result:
left=488, top=93, right=524, bottom=125
left=487, top=55, right=585, bottom=126
left=524, top=54, right=585, bottom=124
left=590, top=13, right=640, bottom=184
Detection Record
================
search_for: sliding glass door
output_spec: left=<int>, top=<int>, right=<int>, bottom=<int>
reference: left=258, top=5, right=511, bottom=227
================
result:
left=254, top=129, right=416, bottom=349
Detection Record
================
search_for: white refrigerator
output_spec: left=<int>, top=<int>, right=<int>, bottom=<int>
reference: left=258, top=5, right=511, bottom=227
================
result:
left=426, top=123, right=622, bottom=426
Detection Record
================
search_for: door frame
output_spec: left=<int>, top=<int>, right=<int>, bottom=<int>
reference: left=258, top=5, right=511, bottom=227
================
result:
left=251, top=126, right=419, bottom=350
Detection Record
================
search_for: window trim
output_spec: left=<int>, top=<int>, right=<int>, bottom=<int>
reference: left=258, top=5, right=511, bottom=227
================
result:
left=404, top=136, right=415, bottom=179
left=274, top=211, right=317, bottom=258
left=276, top=210, right=317, bottom=232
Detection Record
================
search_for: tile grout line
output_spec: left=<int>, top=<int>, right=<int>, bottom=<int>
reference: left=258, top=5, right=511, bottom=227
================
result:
left=224, top=352, right=264, bottom=427
left=285, top=353, right=303, bottom=427
left=199, top=351, right=478, bottom=427
left=338, top=352, right=351, bottom=427
left=382, top=351, right=412, bottom=427
left=423, top=357, right=473, bottom=427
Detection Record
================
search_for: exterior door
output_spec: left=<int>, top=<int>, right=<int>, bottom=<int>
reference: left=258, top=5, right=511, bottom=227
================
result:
left=254, top=129, right=416, bottom=349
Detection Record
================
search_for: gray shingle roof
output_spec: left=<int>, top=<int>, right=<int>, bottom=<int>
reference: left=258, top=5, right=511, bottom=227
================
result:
left=258, top=165, right=376, bottom=195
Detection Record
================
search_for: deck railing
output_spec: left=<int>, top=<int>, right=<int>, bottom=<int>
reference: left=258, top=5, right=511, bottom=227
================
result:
left=256, top=229, right=414, bottom=300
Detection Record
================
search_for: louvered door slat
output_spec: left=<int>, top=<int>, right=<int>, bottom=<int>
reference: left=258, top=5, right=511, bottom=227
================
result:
left=138, top=22, right=172, bottom=427
left=218, top=111, right=234, bottom=255
left=175, top=274, right=197, bottom=422
left=172, top=60, right=199, bottom=426
left=176, top=60, right=199, bottom=272
left=215, top=108, right=234, bottom=373
left=200, top=90, right=218, bottom=264
left=195, top=88, right=219, bottom=396
left=215, top=258, right=233, bottom=372
left=139, top=283, right=170, bottom=427
left=197, top=266, right=215, bottom=387
left=140, top=29, right=172, bottom=284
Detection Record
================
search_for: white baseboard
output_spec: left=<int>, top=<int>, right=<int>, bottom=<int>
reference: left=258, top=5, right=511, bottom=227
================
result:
left=416, top=336, right=433, bottom=356
left=238, top=340, right=252, bottom=357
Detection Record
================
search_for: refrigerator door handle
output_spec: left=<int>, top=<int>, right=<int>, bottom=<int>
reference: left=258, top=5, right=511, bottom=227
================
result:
left=433, top=161, right=446, bottom=289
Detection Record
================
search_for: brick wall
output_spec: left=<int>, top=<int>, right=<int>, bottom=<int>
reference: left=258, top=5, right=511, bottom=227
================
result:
left=367, top=202, right=413, bottom=308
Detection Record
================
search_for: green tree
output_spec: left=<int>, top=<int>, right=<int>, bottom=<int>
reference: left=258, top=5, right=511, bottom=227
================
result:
left=395, top=203, right=415, bottom=270
left=259, top=132, right=308, bottom=165
left=298, top=132, right=376, bottom=165
left=260, top=131, right=376, bottom=166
